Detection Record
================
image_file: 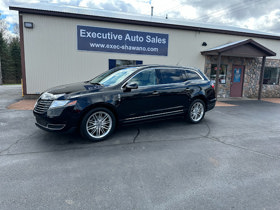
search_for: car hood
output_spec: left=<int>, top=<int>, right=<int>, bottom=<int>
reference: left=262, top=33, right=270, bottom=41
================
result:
left=44, top=82, right=104, bottom=99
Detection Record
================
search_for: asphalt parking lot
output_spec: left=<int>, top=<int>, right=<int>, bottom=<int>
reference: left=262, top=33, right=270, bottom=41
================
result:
left=1, top=85, right=280, bottom=210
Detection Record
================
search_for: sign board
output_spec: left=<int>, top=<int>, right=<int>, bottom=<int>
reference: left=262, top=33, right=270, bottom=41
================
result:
left=77, top=25, right=168, bottom=56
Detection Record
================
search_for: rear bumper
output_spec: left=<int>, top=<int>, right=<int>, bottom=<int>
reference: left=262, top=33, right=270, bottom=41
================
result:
left=207, top=98, right=216, bottom=111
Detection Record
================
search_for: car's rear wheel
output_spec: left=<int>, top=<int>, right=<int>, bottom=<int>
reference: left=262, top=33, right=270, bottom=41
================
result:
left=80, top=108, right=116, bottom=141
left=187, top=99, right=205, bottom=123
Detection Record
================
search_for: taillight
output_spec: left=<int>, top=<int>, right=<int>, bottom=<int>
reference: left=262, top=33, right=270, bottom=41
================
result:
left=211, top=83, right=215, bottom=89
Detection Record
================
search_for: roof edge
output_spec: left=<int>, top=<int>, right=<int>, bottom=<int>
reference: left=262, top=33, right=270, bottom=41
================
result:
left=9, top=6, right=280, bottom=41
left=201, top=39, right=276, bottom=57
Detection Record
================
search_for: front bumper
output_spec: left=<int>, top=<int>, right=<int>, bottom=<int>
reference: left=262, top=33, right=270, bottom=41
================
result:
left=33, top=106, right=80, bottom=132
left=35, top=122, right=66, bottom=131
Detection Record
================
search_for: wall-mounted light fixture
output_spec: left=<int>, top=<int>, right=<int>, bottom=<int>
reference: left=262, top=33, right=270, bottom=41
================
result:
left=202, top=42, right=207, bottom=46
left=24, top=22, right=34, bottom=29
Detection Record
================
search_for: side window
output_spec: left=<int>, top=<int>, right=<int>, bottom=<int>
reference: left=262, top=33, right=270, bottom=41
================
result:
left=210, top=64, right=227, bottom=84
left=263, top=67, right=279, bottom=85
left=186, top=70, right=202, bottom=80
left=129, top=69, right=156, bottom=87
left=158, top=69, right=185, bottom=84
left=109, top=59, right=143, bottom=70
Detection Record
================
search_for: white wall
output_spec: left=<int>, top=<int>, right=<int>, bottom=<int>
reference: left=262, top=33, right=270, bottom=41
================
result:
left=22, top=14, right=280, bottom=94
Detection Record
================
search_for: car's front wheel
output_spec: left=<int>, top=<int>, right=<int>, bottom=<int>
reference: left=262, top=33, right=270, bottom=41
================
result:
left=187, top=99, right=205, bottom=123
left=80, top=108, right=116, bottom=141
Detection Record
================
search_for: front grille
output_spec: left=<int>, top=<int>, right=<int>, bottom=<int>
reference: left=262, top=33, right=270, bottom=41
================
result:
left=34, top=99, right=53, bottom=114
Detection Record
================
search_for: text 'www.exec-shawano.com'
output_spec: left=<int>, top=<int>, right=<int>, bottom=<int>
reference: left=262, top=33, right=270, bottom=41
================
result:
left=89, top=43, right=159, bottom=52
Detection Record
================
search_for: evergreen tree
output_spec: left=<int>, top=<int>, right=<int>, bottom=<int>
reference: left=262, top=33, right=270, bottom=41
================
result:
left=9, top=37, right=21, bottom=83
left=0, top=14, right=21, bottom=84
left=0, top=31, right=10, bottom=84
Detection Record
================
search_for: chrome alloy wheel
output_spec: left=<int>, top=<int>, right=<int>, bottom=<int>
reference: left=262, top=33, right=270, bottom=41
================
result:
left=86, top=111, right=113, bottom=139
left=190, top=102, right=204, bottom=122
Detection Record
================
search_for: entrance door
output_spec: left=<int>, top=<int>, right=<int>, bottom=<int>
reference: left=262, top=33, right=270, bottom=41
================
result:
left=230, top=65, right=244, bottom=97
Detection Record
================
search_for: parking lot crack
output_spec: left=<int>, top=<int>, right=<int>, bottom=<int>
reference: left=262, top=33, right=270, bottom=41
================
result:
left=0, top=133, right=38, bottom=155
left=201, top=120, right=280, bottom=159
left=203, top=121, right=211, bottom=137
left=205, top=135, right=279, bottom=160
left=0, top=139, right=22, bottom=155
left=133, top=128, right=140, bottom=143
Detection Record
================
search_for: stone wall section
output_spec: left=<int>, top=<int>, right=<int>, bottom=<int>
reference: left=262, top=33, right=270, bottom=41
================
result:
left=204, top=56, right=280, bottom=98
left=262, top=59, right=280, bottom=98
left=242, top=58, right=260, bottom=98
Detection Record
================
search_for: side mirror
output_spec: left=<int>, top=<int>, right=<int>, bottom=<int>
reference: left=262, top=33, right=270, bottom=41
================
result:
left=126, top=82, right=138, bottom=90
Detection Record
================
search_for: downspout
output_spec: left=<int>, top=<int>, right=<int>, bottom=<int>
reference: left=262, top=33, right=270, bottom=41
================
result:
left=19, top=13, right=27, bottom=96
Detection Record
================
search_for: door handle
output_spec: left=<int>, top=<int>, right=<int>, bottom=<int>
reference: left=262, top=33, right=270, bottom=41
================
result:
left=185, top=88, right=191, bottom=91
left=152, top=91, right=159, bottom=95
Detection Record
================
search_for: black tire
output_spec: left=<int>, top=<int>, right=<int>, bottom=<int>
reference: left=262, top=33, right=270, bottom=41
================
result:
left=187, top=99, right=206, bottom=124
left=80, top=107, right=116, bottom=141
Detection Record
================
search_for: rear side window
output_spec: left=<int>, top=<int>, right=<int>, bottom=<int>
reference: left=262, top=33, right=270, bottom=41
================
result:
left=185, top=70, right=202, bottom=80
left=157, top=69, right=186, bottom=84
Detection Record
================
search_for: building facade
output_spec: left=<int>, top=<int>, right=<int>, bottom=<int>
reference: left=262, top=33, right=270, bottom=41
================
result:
left=10, top=3, right=280, bottom=98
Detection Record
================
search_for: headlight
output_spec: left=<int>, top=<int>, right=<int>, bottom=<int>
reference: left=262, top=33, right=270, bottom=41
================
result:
left=41, top=92, right=65, bottom=100
left=49, top=100, right=77, bottom=109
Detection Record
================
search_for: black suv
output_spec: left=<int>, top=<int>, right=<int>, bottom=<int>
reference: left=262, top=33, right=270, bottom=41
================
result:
left=33, top=65, right=216, bottom=141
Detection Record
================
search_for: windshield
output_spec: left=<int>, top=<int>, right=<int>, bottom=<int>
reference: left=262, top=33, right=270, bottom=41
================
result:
left=90, top=67, right=141, bottom=87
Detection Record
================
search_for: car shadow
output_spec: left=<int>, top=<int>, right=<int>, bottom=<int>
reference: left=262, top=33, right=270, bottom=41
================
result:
left=36, top=116, right=210, bottom=148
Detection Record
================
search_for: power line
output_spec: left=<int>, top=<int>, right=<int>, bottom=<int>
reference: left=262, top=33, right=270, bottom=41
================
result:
left=157, top=3, right=183, bottom=15
left=193, top=0, right=267, bottom=22
left=158, top=0, right=267, bottom=21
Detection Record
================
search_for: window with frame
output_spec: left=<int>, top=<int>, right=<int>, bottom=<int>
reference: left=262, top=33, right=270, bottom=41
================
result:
left=210, top=64, right=227, bottom=84
left=186, top=70, right=201, bottom=80
left=263, top=67, right=280, bottom=85
left=129, top=69, right=156, bottom=87
left=158, top=69, right=186, bottom=84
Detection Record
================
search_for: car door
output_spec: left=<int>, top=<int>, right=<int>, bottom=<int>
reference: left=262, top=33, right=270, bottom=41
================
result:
left=154, top=68, right=191, bottom=113
left=117, top=68, right=161, bottom=121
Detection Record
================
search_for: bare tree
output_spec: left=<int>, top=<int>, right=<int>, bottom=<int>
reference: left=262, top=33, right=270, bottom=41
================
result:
left=13, top=23, right=19, bottom=36
left=0, top=13, right=8, bottom=34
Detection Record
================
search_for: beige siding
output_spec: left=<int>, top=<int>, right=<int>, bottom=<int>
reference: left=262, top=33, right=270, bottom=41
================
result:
left=22, top=14, right=280, bottom=94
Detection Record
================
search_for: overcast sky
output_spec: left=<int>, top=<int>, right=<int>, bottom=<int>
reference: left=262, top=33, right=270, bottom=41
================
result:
left=1, top=0, right=280, bottom=36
